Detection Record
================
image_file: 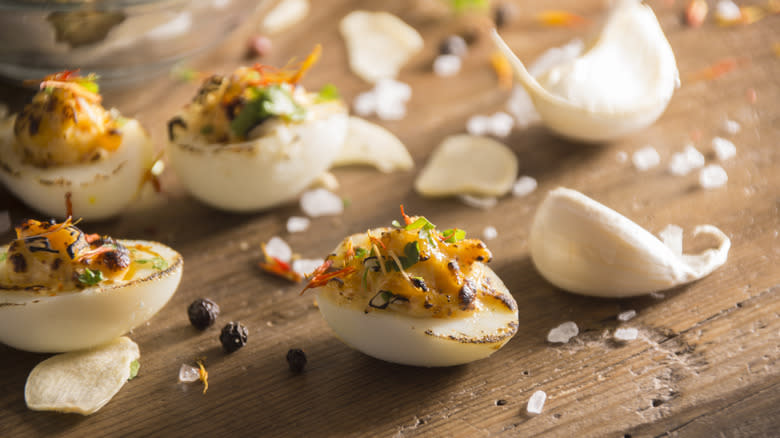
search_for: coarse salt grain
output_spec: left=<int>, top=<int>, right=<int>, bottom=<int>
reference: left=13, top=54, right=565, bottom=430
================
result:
left=506, top=86, right=540, bottom=128
left=292, top=258, right=325, bottom=277
left=616, top=151, right=628, bottom=163
left=178, top=364, right=200, bottom=383
left=699, top=164, right=728, bottom=189
left=265, top=236, right=292, bottom=262
left=433, top=54, right=462, bottom=77
left=300, top=188, right=344, bottom=217
left=712, top=137, right=737, bottom=161
left=482, top=226, right=498, bottom=240
left=614, top=327, right=639, bottom=341
left=617, top=310, right=637, bottom=322
left=668, top=144, right=705, bottom=176
left=716, top=0, right=741, bottom=21
left=466, top=115, right=491, bottom=136
left=286, top=216, right=311, bottom=233
left=527, top=390, right=547, bottom=415
left=458, top=194, right=498, bottom=209
left=512, top=176, right=537, bottom=197
left=723, top=119, right=741, bottom=135
left=353, top=91, right=377, bottom=117
left=658, top=224, right=683, bottom=256
left=632, top=146, right=660, bottom=171
left=0, top=210, right=10, bottom=233
left=547, top=321, right=578, bottom=343
left=528, top=38, right=584, bottom=77
left=489, top=112, right=515, bottom=137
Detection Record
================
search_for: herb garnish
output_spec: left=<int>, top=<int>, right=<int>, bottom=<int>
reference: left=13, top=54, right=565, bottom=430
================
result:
left=128, top=359, right=140, bottom=381
left=316, top=83, right=340, bottom=102
left=369, top=290, right=410, bottom=309
left=230, top=85, right=306, bottom=138
left=78, top=268, right=104, bottom=286
left=135, top=257, right=168, bottom=270
left=385, top=241, right=420, bottom=271
left=354, top=247, right=368, bottom=258
left=441, top=228, right=466, bottom=243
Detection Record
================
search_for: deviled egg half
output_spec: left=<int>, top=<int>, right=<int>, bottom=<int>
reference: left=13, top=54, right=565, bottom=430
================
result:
left=166, top=46, right=349, bottom=212
left=0, top=70, right=155, bottom=220
left=0, top=218, right=182, bottom=353
left=304, top=210, right=518, bottom=367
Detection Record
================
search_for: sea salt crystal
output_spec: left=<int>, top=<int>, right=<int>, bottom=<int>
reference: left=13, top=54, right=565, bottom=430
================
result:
left=265, top=236, right=292, bottom=262
left=668, top=144, right=705, bottom=176
left=433, top=54, right=462, bottom=77
left=617, top=310, right=637, bottom=322
left=512, top=176, right=537, bottom=197
left=286, top=216, right=311, bottom=233
left=616, top=151, right=628, bottom=163
left=712, top=137, right=737, bottom=161
left=178, top=364, right=200, bottom=383
left=716, top=0, right=741, bottom=22
left=699, top=164, right=728, bottom=189
left=528, top=38, right=584, bottom=77
left=482, top=226, right=498, bottom=240
left=632, top=146, right=660, bottom=171
left=353, top=91, right=377, bottom=117
left=466, top=115, right=491, bottom=136
left=658, top=224, right=683, bottom=256
left=292, top=258, right=325, bottom=277
left=547, top=321, right=578, bottom=343
left=614, top=328, right=639, bottom=341
left=506, top=86, right=540, bottom=128
left=375, top=100, right=407, bottom=121
left=489, top=112, right=515, bottom=137
left=526, top=390, right=547, bottom=414
left=300, top=188, right=344, bottom=217
left=723, top=119, right=741, bottom=135
left=375, top=78, right=412, bottom=103
left=458, top=194, right=498, bottom=209
left=0, top=210, right=10, bottom=233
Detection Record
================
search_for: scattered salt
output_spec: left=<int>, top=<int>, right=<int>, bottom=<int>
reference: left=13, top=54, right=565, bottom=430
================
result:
left=617, top=310, right=637, bottom=322
left=712, top=137, right=736, bottom=161
left=668, top=144, right=705, bottom=176
left=482, top=226, right=498, bottom=240
left=458, top=194, right=498, bottom=209
left=526, top=390, right=547, bottom=415
left=265, top=236, right=292, bottom=262
left=433, top=54, right=462, bottom=77
left=512, top=176, right=537, bottom=197
left=466, top=115, right=491, bottom=136
left=723, top=119, right=741, bottom=135
left=616, top=151, right=628, bottom=163
left=178, top=364, right=200, bottom=383
left=506, top=86, right=540, bottom=128
left=658, top=224, right=683, bottom=256
left=614, top=328, right=639, bottom=341
left=632, top=146, right=660, bottom=171
left=528, top=38, right=584, bottom=77
left=699, top=164, right=728, bottom=189
left=353, top=91, right=377, bottom=117
left=715, top=0, right=741, bottom=22
left=354, top=78, right=412, bottom=121
left=375, top=100, right=407, bottom=121
left=0, top=210, right=10, bottom=233
left=375, top=78, right=412, bottom=103
left=300, top=188, right=344, bottom=217
left=547, top=321, right=578, bottom=343
left=286, top=216, right=311, bottom=233
left=292, top=258, right=325, bottom=277
left=489, top=112, right=515, bottom=137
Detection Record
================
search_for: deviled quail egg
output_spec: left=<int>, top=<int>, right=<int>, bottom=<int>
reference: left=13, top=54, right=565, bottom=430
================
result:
left=166, top=46, right=349, bottom=212
left=0, top=218, right=182, bottom=353
left=0, top=70, right=155, bottom=220
left=304, top=209, right=518, bottom=367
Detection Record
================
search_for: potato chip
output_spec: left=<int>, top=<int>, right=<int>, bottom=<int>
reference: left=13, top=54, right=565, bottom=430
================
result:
left=415, top=135, right=517, bottom=197
left=333, top=117, right=413, bottom=173
left=262, top=0, right=310, bottom=35
left=25, top=337, right=140, bottom=415
left=340, top=11, right=423, bottom=83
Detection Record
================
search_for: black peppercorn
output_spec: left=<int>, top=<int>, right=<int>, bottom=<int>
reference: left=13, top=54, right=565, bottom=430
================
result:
left=220, top=321, right=248, bottom=353
left=286, top=348, right=307, bottom=373
left=438, top=35, right=468, bottom=57
left=187, top=298, right=220, bottom=330
left=493, top=4, right=514, bottom=28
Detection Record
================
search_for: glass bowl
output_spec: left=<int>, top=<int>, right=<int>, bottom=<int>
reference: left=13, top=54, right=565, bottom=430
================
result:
left=0, top=0, right=268, bottom=87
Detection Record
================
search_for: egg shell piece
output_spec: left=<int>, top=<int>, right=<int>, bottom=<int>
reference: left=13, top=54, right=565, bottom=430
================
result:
left=167, top=103, right=348, bottom=212
left=0, top=240, right=182, bottom=353
left=415, top=134, right=517, bottom=197
left=25, top=336, right=139, bottom=415
left=0, top=117, right=154, bottom=220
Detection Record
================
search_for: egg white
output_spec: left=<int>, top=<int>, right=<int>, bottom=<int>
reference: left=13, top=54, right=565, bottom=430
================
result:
left=0, top=116, right=155, bottom=220
left=0, top=240, right=182, bottom=353
left=315, top=262, right=518, bottom=367
left=166, top=101, right=348, bottom=212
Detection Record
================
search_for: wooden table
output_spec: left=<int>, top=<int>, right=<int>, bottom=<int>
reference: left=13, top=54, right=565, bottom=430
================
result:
left=1, top=1, right=778, bottom=436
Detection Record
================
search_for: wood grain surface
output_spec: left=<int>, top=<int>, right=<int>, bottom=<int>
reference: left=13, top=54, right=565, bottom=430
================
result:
left=1, top=0, right=778, bottom=436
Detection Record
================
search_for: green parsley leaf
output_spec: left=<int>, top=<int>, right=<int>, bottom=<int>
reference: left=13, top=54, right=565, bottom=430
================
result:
left=405, top=217, right=435, bottom=231
left=135, top=257, right=168, bottom=270
left=77, top=268, right=104, bottom=286
left=230, top=85, right=306, bottom=138
left=316, top=83, right=340, bottom=102
left=76, top=78, right=99, bottom=94
left=354, top=247, right=368, bottom=258
left=128, top=359, right=140, bottom=381
left=441, top=228, right=466, bottom=243
left=0, top=252, right=6, bottom=262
